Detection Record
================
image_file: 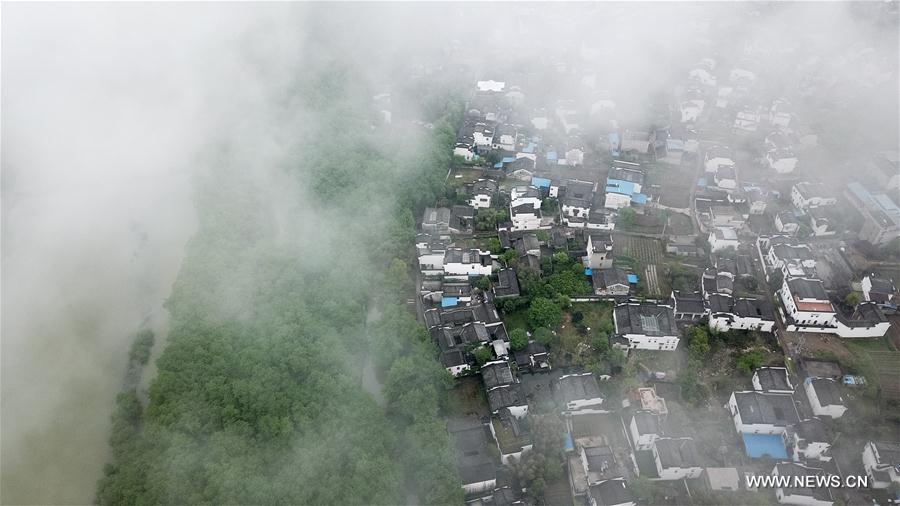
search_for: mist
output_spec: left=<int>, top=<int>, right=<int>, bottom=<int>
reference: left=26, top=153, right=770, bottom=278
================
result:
left=2, top=2, right=898, bottom=505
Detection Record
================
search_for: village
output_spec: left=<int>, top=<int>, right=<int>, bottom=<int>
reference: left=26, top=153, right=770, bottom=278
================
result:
left=408, top=48, right=900, bottom=506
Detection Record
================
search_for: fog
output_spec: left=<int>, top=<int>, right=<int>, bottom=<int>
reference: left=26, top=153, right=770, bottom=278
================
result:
left=2, top=2, right=897, bottom=505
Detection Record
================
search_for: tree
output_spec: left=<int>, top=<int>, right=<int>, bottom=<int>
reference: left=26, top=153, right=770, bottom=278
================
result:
left=474, top=275, right=492, bottom=291
left=509, top=329, right=528, bottom=351
left=536, top=230, right=550, bottom=242
left=736, top=350, right=765, bottom=374
left=128, top=329, right=155, bottom=366
left=528, top=297, right=562, bottom=329
left=618, top=208, right=637, bottom=229
left=485, top=238, right=503, bottom=254
left=687, top=326, right=711, bottom=359
left=845, top=292, right=860, bottom=308
left=499, top=249, right=518, bottom=265
left=533, top=327, right=555, bottom=347
left=473, top=346, right=493, bottom=366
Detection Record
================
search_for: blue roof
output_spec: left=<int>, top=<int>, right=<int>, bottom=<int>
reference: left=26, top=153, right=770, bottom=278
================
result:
left=532, top=176, right=551, bottom=188
left=522, top=142, right=536, bottom=154
left=606, top=179, right=637, bottom=196
left=441, top=297, right=459, bottom=308
left=502, top=156, right=516, bottom=163
left=546, top=151, right=558, bottom=161
left=697, top=177, right=707, bottom=187
left=627, top=274, right=638, bottom=284
left=742, top=433, right=788, bottom=459
left=584, top=268, right=593, bottom=276
left=608, top=132, right=620, bottom=156
left=847, top=182, right=870, bottom=202
left=666, top=139, right=685, bottom=151
left=632, top=193, right=648, bottom=205
left=494, top=162, right=503, bottom=168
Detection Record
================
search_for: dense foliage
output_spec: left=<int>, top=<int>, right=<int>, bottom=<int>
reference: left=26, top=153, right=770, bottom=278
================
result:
left=97, top=59, right=464, bottom=504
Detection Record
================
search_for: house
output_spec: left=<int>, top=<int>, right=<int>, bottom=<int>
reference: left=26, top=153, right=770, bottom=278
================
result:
left=765, top=132, right=799, bottom=174
left=441, top=350, right=471, bottom=377
left=448, top=418, right=497, bottom=495
left=564, top=147, right=585, bottom=166
left=417, top=235, right=448, bottom=275
left=444, top=248, right=492, bottom=278
left=470, top=179, right=499, bottom=209
left=476, top=80, right=505, bottom=93
left=586, top=233, right=614, bottom=270
left=556, top=373, right=604, bottom=411
left=791, top=182, right=837, bottom=211
left=492, top=124, right=516, bottom=152
left=514, top=341, right=550, bottom=373
left=709, top=226, right=739, bottom=253
left=481, top=360, right=516, bottom=390
left=769, top=98, right=793, bottom=128
left=561, top=180, right=595, bottom=227
left=833, top=302, right=891, bottom=338
left=587, top=209, right=615, bottom=231
left=752, top=367, right=794, bottom=394
left=510, top=185, right=542, bottom=210
left=488, top=415, right=533, bottom=466
left=803, top=378, right=846, bottom=419
left=629, top=411, right=661, bottom=450
left=789, top=418, right=831, bottom=462
left=727, top=391, right=800, bottom=435
left=704, top=145, right=735, bottom=174
left=612, top=303, right=680, bottom=351
left=422, top=207, right=451, bottom=234
left=450, top=205, right=474, bottom=234
left=652, top=437, right=703, bottom=480
left=772, top=462, right=834, bottom=506
left=806, top=207, right=837, bottom=237
left=493, top=269, right=520, bottom=299
left=733, top=107, right=761, bottom=133
left=779, top=277, right=836, bottom=328
left=845, top=182, right=900, bottom=245
left=513, top=233, right=540, bottom=257
left=604, top=162, right=647, bottom=209
left=709, top=297, right=776, bottom=333
left=763, top=237, right=816, bottom=277
left=510, top=204, right=542, bottom=231
left=486, top=384, right=528, bottom=418
left=593, top=267, right=630, bottom=297
left=715, top=164, right=738, bottom=190
left=588, top=478, right=636, bottom=506
left=865, top=151, right=900, bottom=194
left=862, top=441, right=900, bottom=489
left=749, top=188, right=769, bottom=215
left=710, top=203, right=746, bottom=229
left=861, top=274, right=897, bottom=306
left=671, top=290, right=706, bottom=322
left=775, top=212, right=800, bottom=235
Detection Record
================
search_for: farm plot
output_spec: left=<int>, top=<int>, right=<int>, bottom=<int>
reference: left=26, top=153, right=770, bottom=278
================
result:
left=612, top=234, right=664, bottom=264
left=868, top=351, right=900, bottom=401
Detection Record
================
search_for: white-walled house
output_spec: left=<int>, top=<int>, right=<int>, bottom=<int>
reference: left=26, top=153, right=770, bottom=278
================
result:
left=587, top=233, right=614, bottom=270
left=709, top=226, right=739, bottom=253
left=772, top=462, right=834, bottom=506
left=791, top=182, right=837, bottom=211
left=752, top=367, right=794, bottom=394
left=709, top=298, right=776, bottom=333
left=789, top=418, right=831, bottom=462
left=612, top=303, right=680, bottom=351
left=469, top=179, right=498, bottom=209
left=803, top=378, right=847, bottom=419
left=510, top=186, right=542, bottom=210
left=704, top=146, right=735, bottom=173
left=652, top=438, right=703, bottom=480
left=728, top=391, right=799, bottom=435
left=779, top=277, right=836, bottom=328
left=862, top=441, right=900, bottom=489
left=510, top=204, right=543, bottom=231
left=588, top=478, right=636, bottom=506
left=448, top=418, right=497, bottom=496
left=629, top=411, right=660, bottom=450
left=556, top=373, right=604, bottom=411
left=776, top=212, right=800, bottom=235
left=444, top=248, right=492, bottom=278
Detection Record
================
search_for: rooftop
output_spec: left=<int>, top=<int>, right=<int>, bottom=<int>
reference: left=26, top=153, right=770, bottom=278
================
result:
left=557, top=373, right=602, bottom=405
left=448, top=418, right=496, bottom=486
left=774, top=463, right=833, bottom=502
left=486, top=384, right=527, bottom=413
left=655, top=438, right=700, bottom=469
left=754, top=367, right=792, bottom=392
left=589, top=478, right=634, bottom=506
left=482, top=360, right=515, bottom=390
left=808, top=378, right=844, bottom=407
left=732, top=391, right=799, bottom=426
left=614, top=303, right=678, bottom=336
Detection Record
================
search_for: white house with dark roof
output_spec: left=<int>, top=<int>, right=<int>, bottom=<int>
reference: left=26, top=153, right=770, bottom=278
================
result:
left=510, top=185, right=542, bottom=210
left=469, top=179, right=498, bottom=209
left=486, top=384, right=528, bottom=419
left=789, top=418, right=831, bottom=462
left=727, top=391, right=800, bottom=435
left=776, top=211, right=801, bottom=235
left=556, top=373, right=604, bottom=411
left=671, top=291, right=706, bottom=322
left=772, top=462, right=834, bottom=506
left=709, top=226, right=739, bottom=253
left=779, top=277, right=836, bottom=328
left=709, top=297, right=776, bottom=333
left=448, top=418, right=497, bottom=495
left=803, top=378, right=846, bottom=419
left=763, top=237, right=817, bottom=276
left=861, top=275, right=897, bottom=307
left=593, top=268, right=630, bottom=297
left=481, top=360, right=516, bottom=390
left=652, top=437, right=703, bottom=480
left=629, top=411, right=661, bottom=450
left=612, top=303, right=680, bottom=351
left=444, top=248, right=492, bottom=278
left=791, top=182, right=837, bottom=211
left=560, top=180, right=595, bottom=227
left=862, top=441, right=900, bottom=489
left=752, top=367, right=794, bottom=394
left=588, top=478, right=635, bottom=506
left=586, top=233, right=614, bottom=270
left=510, top=204, right=542, bottom=231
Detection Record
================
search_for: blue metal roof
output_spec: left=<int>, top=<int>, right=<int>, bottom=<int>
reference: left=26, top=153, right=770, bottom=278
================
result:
left=605, top=179, right=636, bottom=196
left=697, top=177, right=707, bottom=187
left=441, top=297, right=459, bottom=308
left=632, top=193, right=648, bottom=205
left=546, top=151, right=558, bottom=161
left=563, top=432, right=574, bottom=452
left=522, top=142, right=536, bottom=154
left=532, top=176, right=551, bottom=188
left=494, top=162, right=503, bottom=168
left=742, top=433, right=788, bottom=459
left=502, top=156, right=516, bottom=163
left=627, top=274, right=638, bottom=284
left=666, top=139, right=685, bottom=151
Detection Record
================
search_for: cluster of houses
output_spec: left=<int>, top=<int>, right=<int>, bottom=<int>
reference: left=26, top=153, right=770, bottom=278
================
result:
left=725, top=366, right=900, bottom=504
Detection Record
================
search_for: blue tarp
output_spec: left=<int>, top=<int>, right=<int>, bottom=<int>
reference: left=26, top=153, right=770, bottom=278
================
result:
left=546, top=151, right=558, bottom=161
left=563, top=432, right=574, bottom=452
left=627, top=274, right=638, bottom=284
left=584, top=268, right=593, bottom=276
left=441, top=297, right=459, bottom=308
left=742, top=433, right=788, bottom=459
left=532, top=176, right=551, bottom=188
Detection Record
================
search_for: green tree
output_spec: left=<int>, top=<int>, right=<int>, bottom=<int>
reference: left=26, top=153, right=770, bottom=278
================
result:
left=618, top=208, right=637, bottom=229
left=474, top=275, right=492, bottom=291
left=509, top=328, right=528, bottom=351
left=736, top=350, right=764, bottom=374
left=473, top=346, right=493, bottom=366
left=486, top=237, right=503, bottom=254
left=128, top=329, right=155, bottom=366
left=533, top=327, right=556, bottom=347
left=528, top=297, right=562, bottom=329
left=845, top=292, right=860, bottom=308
